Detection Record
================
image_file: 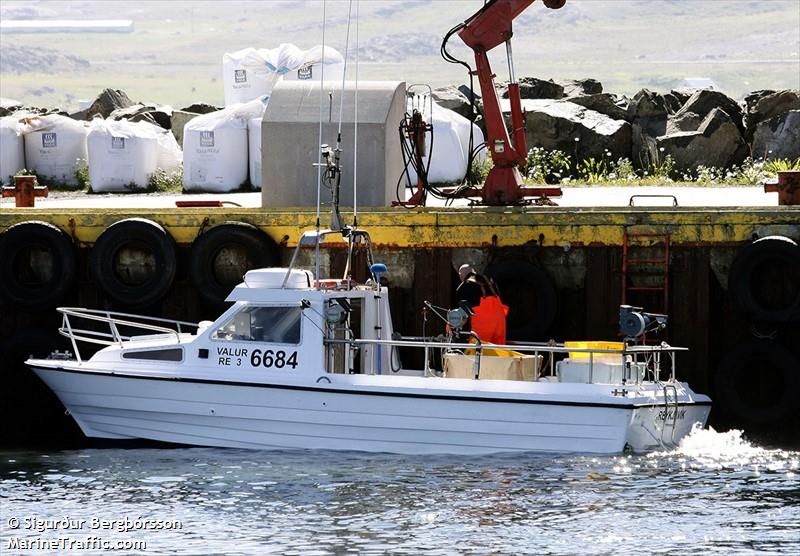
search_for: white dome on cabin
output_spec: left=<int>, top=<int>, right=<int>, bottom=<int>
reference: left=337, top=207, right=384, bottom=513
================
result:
left=243, top=268, right=313, bottom=289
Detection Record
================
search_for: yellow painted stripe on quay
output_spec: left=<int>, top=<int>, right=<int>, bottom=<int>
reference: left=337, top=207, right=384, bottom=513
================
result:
left=1, top=207, right=798, bottom=247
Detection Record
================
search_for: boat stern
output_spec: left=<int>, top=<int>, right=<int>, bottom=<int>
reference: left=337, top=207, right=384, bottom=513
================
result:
left=626, top=386, right=712, bottom=452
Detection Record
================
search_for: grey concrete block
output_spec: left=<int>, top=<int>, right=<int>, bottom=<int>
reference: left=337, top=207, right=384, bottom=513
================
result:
left=170, top=110, right=200, bottom=145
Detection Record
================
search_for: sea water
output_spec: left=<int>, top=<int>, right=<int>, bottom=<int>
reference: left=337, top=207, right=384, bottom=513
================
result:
left=1, top=427, right=798, bottom=555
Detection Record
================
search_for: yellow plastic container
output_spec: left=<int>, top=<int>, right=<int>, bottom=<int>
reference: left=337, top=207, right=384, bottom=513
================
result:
left=564, top=341, right=624, bottom=360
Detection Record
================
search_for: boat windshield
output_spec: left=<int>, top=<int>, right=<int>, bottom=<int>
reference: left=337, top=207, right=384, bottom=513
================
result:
left=212, top=306, right=302, bottom=344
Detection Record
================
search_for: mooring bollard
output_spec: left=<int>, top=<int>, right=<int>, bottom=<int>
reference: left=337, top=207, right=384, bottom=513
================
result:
left=1, top=175, right=49, bottom=208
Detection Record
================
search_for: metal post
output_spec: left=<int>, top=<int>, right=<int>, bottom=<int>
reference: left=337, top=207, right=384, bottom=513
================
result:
left=505, top=39, right=516, bottom=84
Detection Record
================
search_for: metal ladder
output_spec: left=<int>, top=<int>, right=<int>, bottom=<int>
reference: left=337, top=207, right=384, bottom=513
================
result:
left=622, top=232, right=670, bottom=340
left=661, top=384, right=679, bottom=446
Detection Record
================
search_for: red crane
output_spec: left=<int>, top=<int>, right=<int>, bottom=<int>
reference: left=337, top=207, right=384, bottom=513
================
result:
left=456, top=0, right=566, bottom=205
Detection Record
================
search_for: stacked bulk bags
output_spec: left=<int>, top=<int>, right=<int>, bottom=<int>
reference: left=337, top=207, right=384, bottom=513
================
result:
left=222, top=44, right=344, bottom=106
left=0, top=116, right=25, bottom=184
left=223, top=47, right=286, bottom=107
left=283, top=45, right=345, bottom=84
left=406, top=101, right=486, bottom=184
left=22, top=115, right=88, bottom=186
left=183, top=98, right=266, bottom=192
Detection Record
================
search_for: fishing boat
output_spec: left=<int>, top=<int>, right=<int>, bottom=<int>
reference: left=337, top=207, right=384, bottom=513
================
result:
left=27, top=2, right=710, bottom=453
left=28, top=225, right=711, bottom=455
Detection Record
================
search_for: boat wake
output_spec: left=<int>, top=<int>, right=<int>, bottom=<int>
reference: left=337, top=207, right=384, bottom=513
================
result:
left=652, top=424, right=799, bottom=471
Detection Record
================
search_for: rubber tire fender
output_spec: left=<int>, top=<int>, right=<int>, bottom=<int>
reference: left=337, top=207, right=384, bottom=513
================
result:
left=189, top=222, right=280, bottom=305
left=89, top=218, right=177, bottom=307
left=485, top=259, right=558, bottom=341
left=728, top=235, right=800, bottom=323
left=0, top=221, right=76, bottom=311
left=713, top=339, right=800, bottom=425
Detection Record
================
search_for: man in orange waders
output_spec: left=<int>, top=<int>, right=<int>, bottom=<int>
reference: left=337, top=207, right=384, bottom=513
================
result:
left=456, top=264, right=509, bottom=345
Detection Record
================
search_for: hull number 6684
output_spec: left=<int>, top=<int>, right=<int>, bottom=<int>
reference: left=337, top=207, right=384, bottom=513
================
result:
left=251, top=349, right=298, bottom=369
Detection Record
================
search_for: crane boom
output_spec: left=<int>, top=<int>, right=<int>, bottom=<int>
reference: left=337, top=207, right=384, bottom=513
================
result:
left=456, top=0, right=566, bottom=205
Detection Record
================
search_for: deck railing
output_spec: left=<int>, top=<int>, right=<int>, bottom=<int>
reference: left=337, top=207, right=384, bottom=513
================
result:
left=324, top=336, right=685, bottom=384
left=57, top=307, right=198, bottom=362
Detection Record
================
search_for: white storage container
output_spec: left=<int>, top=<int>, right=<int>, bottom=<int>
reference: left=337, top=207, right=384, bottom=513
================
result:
left=248, top=116, right=262, bottom=189
left=557, top=359, right=645, bottom=384
left=0, top=116, right=25, bottom=184
left=183, top=99, right=265, bottom=192
left=87, top=120, right=160, bottom=191
left=22, top=115, right=88, bottom=186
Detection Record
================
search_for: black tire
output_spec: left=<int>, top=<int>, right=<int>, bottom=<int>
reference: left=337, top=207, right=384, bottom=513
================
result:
left=486, top=259, right=557, bottom=341
left=714, top=339, right=800, bottom=425
left=190, top=222, right=280, bottom=305
left=729, top=236, right=800, bottom=323
left=89, top=218, right=177, bottom=307
left=0, top=221, right=76, bottom=311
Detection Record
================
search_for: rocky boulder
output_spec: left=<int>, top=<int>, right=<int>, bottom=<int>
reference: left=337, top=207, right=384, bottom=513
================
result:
left=665, top=111, right=703, bottom=135
left=657, top=107, right=748, bottom=173
left=628, top=89, right=669, bottom=168
left=662, top=92, right=685, bottom=114
left=0, top=98, right=23, bottom=117
left=567, top=93, right=630, bottom=122
left=744, top=90, right=800, bottom=143
left=752, top=110, right=800, bottom=160
left=110, top=103, right=173, bottom=129
left=515, top=99, right=631, bottom=162
left=502, top=77, right=564, bottom=100
left=170, top=111, right=200, bottom=145
left=70, top=88, right=134, bottom=121
left=627, top=89, right=670, bottom=122
left=431, top=85, right=477, bottom=121
left=558, top=78, right=603, bottom=97
left=180, top=103, right=221, bottom=115
left=672, top=89, right=744, bottom=135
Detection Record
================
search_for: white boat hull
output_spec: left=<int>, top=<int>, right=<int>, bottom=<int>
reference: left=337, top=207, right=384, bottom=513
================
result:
left=31, top=366, right=710, bottom=455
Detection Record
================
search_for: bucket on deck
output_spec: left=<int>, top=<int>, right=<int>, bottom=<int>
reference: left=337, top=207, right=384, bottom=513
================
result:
left=564, top=341, right=624, bottom=362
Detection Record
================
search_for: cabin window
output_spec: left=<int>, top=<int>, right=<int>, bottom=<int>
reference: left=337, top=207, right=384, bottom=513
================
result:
left=122, top=348, right=184, bottom=362
left=212, top=306, right=302, bottom=345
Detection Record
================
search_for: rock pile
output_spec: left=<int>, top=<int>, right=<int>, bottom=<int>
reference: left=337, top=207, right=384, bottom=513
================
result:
left=430, top=79, right=797, bottom=173
left=488, top=79, right=799, bottom=173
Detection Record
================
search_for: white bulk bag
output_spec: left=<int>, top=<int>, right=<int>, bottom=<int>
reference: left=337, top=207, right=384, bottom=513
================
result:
left=183, top=98, right=266, bottom=192
left=223, top=45, right=305, bottom=107
left=405, top=101, right=486, bottom=185
left=156, top=130, right=182, bottom=175
left=264, top=43, right=306, bottom=79
left=22, top=115, right=88, bottom=186
left=87, top=119, right=160, bottom=192
left=0, top=116, right=25, bottom=184
left=248, top=116, right=262, bottom=189
left=284, top=45, right=345, bottom=84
